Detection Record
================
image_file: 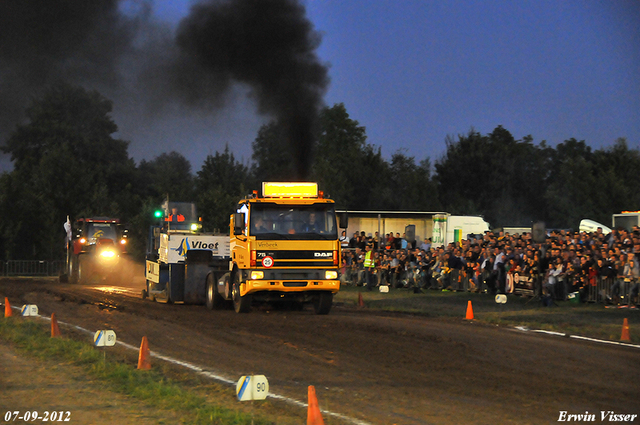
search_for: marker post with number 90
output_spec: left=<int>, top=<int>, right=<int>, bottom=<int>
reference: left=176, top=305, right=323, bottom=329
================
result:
left=236, top=375, right=269, bottom=401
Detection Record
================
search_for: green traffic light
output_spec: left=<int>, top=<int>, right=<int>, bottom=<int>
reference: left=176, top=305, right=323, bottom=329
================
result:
left=154, top=210, right=163, bottom=218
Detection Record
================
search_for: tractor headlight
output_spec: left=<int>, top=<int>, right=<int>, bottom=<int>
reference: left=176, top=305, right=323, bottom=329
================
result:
left=250, top=271, right=264, bottom=280
left=325, top=271, right=338, bottom=280
left=100, top=250, right=116, bottom=259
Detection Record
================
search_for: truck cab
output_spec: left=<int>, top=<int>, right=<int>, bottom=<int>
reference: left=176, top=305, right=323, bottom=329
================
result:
left=207, top=182, right=345, bottom=314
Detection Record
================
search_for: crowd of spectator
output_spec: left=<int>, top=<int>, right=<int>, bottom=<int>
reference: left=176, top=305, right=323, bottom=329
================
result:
left=339, top=226, right=640, bottom=307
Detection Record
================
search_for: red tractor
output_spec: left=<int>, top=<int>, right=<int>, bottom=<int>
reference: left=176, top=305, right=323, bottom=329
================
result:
left=60, top=217, right=130, bottom=284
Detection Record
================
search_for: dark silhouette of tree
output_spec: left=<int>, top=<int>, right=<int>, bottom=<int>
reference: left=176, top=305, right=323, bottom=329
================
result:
left=591, top=138, right=640, bottom=220
left=137, top=151, right=195, bottom=202
left=435, top=126, right=547, bottom=227
left=311, top=103, right=387, bottom=209
left=0, top=84, right=136, bottom=259
left=378, top=151, right=440, bottom=211
left=543, top=138, right=597, bottom=228
left=196, top=146, right=255, bottom=232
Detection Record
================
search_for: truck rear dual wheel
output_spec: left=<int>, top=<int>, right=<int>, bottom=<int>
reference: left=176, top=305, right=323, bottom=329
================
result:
left=232, top=273, right=252, bottom=313
left=206, top=274, right=225, bottom=310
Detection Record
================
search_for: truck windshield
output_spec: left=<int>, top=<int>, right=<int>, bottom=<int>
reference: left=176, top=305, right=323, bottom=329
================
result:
left=250, top=203, right=338, bottom=240
left=86, top=223, right=117, bottom=243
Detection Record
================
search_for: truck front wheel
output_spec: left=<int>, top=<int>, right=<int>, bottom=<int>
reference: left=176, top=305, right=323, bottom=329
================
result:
left=313, top=292, right=333, bottom=315
left=232, top=273, right=251, bottom=313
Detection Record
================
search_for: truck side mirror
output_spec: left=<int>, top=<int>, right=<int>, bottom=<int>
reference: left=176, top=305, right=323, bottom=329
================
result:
left=338, top=212, right=348, bottom=229
left=233, top=212, right=245, bottom=235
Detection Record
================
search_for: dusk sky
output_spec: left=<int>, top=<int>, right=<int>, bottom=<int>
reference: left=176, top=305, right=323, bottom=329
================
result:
left=146, top=0, right=640, bottom=169
left=1, top=0, right=638, bottom=172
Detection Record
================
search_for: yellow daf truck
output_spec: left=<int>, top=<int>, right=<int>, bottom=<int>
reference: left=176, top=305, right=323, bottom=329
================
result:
left=205, top=182, right=346, bottom=314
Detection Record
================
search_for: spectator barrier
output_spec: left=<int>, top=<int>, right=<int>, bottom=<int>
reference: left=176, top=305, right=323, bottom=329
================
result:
left=1, top=260, right=64, bottom=277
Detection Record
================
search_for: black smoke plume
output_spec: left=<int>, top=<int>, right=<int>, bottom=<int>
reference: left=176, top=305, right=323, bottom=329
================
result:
left=0, top=0, right=136, bottom=143
left=0, top=0, right=329, bottom=178
left=173, top=0, right=329, bottom=179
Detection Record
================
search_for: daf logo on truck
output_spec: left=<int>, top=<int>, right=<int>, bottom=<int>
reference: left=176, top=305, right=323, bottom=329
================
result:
left=314, top=252, right=332, bottom=258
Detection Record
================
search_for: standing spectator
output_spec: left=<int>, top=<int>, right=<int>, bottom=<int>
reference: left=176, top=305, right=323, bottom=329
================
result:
left=464, top=251, right=478, bottom=291
left=379, top=253, right=391, bottom=286
left=342, top=250, right=355, bottom=284
left=363, top=244, right=376, bottom=291
left=340, top=230, right=350, bottom=249
left=402, top=233, right=412, bottom=250
left=386, top=233, right=394, bottom=250
left=430, top=252, right=444, bottom=290
left=626, top=252, right=639, bottom=306
left=609, top=254, right=626, bottom=304
left=545, top=262, right=563, bottom=300
left=390, top=251, right=401, bottom=288
left=358, top=232, right=367, bottom=250
left=483, top=255, right=497, bottom=294
left=369, top=232, right=376, bottom=250
left=495, top=247, right=507, bottom=294
left=354, top=247, right=365, bottom=285
left=420, top=238, right=432, bottom=252
left=348, top=232, right=358, bottom=249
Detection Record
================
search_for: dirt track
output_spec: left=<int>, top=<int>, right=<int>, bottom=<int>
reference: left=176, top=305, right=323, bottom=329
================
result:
left=1, top=278, right=639, bottom=425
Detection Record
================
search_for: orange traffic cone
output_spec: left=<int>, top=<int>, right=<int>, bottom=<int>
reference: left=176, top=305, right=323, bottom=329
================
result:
left=465, top=300, right=474, bottom=320
left=357, top=292, right=365, bottom=308
left=307, top=385, right=325, bottom=425
left=51, top=312, right=61, bottom=337
left=137, top=336, right=151, bottom=370
left=4, top=297, right=12, bottom=317
left=621, top=318, right=631, bottom=342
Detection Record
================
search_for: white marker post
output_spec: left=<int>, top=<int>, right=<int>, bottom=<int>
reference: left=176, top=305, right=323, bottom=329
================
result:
left=236, top=375, right=269, bottom=401
left=94, top=330, right=117, bottom=363
left=495, top=294, right=507, bottom=304
left=21, top=305, right=38, bottom=316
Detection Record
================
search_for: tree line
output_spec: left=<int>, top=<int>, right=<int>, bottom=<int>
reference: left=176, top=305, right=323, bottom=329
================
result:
left=1, top=84, right=638, bottom=261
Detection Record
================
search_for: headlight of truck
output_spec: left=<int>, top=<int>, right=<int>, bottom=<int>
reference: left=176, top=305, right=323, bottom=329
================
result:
left=325, top=271, right=338, bottom=280
left=250, top=271, right=264, bottom=280
left=100, top=250, right=116, bottom=259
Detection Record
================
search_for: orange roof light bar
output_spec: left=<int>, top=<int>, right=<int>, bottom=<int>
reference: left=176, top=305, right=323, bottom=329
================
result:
left=262, top=182, right=318, bottom=198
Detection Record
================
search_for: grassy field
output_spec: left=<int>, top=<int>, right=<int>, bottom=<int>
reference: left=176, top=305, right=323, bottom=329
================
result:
left=334, top=285, right=640, bottom=344
left=0, top=318, right=306, bottom=425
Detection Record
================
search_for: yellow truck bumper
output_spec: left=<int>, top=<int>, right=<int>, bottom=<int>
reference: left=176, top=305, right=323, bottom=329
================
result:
left=241, top=280, right=340, bottom=297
